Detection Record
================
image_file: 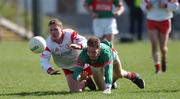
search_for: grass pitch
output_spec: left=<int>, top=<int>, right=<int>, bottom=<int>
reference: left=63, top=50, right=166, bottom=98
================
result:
left=0, top=40, right=180, bottom=99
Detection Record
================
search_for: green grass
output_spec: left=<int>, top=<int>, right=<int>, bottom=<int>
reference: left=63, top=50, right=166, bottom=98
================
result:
left=0, top=40, right=180, bottom=99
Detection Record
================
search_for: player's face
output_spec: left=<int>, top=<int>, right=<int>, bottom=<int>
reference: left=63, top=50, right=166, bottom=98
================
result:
left=49, top=24, right=62, bottom=41
left=87, top=46, right=100, bottom=60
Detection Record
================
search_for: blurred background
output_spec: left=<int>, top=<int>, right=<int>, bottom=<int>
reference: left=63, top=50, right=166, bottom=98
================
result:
left=0, top=0, right=180, bottom=42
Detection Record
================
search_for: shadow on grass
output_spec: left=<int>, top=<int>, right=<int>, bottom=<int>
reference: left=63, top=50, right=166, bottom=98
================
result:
left=1, top=89, right=179, bottom=96
left=129, top=89, right=180, bottom=93
left=0, top=90, right=87, bottom=96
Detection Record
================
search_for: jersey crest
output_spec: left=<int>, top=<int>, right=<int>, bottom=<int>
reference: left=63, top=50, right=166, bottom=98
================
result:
left=91, top=0, right=114, bottom=11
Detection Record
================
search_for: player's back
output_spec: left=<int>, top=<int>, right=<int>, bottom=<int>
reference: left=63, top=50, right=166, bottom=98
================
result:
left=79, top=42, right=113, bottom=67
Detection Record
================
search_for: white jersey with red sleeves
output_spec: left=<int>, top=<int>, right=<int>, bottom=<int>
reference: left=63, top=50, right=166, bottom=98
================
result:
left=142, top=0, right=179, bottom=21
left=40, top=29, right=87, bottom=72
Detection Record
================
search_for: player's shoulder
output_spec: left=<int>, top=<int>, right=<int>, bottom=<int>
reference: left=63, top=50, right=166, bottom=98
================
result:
left=100, top=42, right=112, bottom=55
left=63, top=28, right=79, bottom=42
left=99, top=44, right=113, bottom=61
left=63, top=29, right=78, bottom=37
left=101, top=40, right=112, bottom=48
left=63, top=28, right=75, bottom=33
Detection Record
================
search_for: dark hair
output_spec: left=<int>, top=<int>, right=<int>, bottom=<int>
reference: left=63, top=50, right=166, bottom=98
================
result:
left=48, top=19, right=63, bottom=28
left=87, top=36, right=100, bottom=48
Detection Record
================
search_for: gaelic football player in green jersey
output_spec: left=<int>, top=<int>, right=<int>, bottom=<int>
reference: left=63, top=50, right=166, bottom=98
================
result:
left=73, top=37, right=145, bottom=94
left=84, top=0, right=124, bottom=45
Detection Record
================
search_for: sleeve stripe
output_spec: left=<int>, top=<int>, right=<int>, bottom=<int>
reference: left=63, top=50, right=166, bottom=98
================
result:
left=71, top=31, right=77, bottom=43
left=45, top=47, right=51, bottom=52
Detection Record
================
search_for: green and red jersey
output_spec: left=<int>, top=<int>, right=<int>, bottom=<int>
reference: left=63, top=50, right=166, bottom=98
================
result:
left=86, top=0, right=122, bottom=18
left=73, top=40, right=113, bottom=84
left=77, top=43, right=113, bottom=67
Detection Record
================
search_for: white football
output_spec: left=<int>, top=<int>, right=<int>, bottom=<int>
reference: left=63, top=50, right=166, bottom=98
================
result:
left=28, top=36, right=46, bottom=54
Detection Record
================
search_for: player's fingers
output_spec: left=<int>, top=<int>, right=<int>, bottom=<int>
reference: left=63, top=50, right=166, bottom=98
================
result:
left=50, top=70, right=61, bottom=75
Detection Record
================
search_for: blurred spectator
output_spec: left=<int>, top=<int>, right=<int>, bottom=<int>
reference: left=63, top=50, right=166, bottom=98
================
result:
left=169, top=13, right=175, bottom=39
left=125, top=0, right=144, bottom=41
left=170, top=0, right=180, bottom=39
left=57, top=0, right=76, bottom=14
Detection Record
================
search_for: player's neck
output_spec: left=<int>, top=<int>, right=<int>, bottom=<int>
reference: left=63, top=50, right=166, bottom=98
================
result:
left=56, top=31, right=64, bottom=44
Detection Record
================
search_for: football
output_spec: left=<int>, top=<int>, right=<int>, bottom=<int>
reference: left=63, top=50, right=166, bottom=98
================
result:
left=28, top=36, right=46, bottom=54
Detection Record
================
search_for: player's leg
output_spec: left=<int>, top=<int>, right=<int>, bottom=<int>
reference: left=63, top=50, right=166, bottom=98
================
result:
left=159, top=33, right=169, bottom=72
left=63, top=69, right=85, bottom=92
left=65, top=74, right=85, bottom=92
left=83, top=66, right=96, bottom=90
left=158, top=19, right=171, bottom=72
left=103, top=18, right=118, bottom=46
left=112, top=50, right=130, bottom=88
left=113, top=59, right=122, bottom=81
left=103, top=34, right=114, bottom=43
left=112, top=50, right=131, bottom=81
left=91, top=67, right=106, bottom=90
left=93, top=19, right=104, bottom=39
left=147, top=20, right=161, bottom=73
left=113, top=51, right=145, bottom=89
left=149, top=30, right=161, bottom=73
left=112, top=51, right=122, bottom=89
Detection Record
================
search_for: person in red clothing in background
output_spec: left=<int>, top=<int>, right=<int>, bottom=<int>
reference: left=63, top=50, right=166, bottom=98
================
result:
left=142, top=0, right=179, bottom=73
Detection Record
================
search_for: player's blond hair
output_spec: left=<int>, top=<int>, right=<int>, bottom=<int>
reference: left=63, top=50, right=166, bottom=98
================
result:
left=48, top=19, right=63, bottom=28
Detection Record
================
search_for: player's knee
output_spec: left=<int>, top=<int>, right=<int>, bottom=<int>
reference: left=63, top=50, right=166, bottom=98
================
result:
left=161, top=46, right=168, bottom=54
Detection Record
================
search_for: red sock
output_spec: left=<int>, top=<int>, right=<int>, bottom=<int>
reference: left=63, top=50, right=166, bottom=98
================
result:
left=155, top=64, right=161, bottom=72
left=126, top=72, right=136, bottom=80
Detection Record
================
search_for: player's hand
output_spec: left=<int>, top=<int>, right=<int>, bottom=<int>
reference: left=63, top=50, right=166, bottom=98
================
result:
left=80, top=71, right=89, bottom=81
left=69, top=44, right=82, bottom=50
left=47, top=67, right=61, bottom=75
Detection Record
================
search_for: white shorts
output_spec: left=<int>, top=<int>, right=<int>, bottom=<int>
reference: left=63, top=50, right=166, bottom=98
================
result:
left=93, top=18, right=119, bottom=38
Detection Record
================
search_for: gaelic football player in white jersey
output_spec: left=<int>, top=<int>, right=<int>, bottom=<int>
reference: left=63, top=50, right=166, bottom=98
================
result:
left=142, top=0, right=179, bottom=73
left=40, top=19, right=96, bottom=92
